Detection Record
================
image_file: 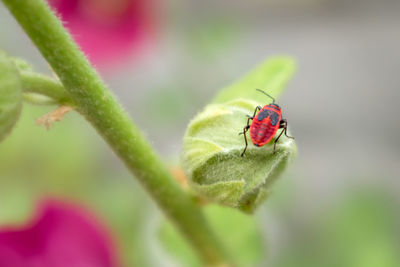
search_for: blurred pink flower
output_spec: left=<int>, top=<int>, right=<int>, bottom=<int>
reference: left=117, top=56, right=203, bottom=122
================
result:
left=48, top=0, right=156, bottom=67
left=0, top=200, right=119, bottom=267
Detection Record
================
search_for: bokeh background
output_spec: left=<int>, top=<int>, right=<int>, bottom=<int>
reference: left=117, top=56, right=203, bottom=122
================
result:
left=1, top=0, right=400, bottom=266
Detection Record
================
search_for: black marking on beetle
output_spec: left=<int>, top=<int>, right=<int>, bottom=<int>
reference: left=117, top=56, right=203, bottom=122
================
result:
left=270, top=112, right=279, bottom=126
left=257, top=109, right=271, bottom=121
left=270, top=103, right=280, bottom=109
left=269, top=104, right=281, bottom=111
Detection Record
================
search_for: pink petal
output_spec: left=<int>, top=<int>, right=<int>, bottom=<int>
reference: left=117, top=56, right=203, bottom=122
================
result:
left=48, top=0, right=155, bottom=67
left=0, top=200, right=119, bottom=267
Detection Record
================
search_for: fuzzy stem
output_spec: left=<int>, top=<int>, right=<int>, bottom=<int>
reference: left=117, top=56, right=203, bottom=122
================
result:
left=2, top=0, right=230, bottom=265
left=20, top=71, right=74, bottom=105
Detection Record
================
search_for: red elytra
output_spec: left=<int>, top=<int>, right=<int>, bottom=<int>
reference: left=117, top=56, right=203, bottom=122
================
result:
left=240, top=89, right=294, bottom=156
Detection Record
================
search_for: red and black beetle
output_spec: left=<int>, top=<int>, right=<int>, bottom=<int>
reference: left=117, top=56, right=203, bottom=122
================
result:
left=239, top=89, right=294, bottom=156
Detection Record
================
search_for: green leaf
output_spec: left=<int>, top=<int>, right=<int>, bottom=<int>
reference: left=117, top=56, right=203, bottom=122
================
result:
left=0, top=50, right=22, bottom=142
left=182, top=57, right=297, bottom=212
left=159, top=204, right=265, bottom=267
left=213, top=56, right=296, bottom=104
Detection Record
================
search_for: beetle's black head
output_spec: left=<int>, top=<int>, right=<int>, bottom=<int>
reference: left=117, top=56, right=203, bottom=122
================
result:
left=269, top=103, right=281, bottom=110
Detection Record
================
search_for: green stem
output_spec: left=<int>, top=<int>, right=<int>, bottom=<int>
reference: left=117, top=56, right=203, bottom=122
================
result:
left=2, top=0, right=230, bottom=265
left=20, top=71, right=74, bottom=105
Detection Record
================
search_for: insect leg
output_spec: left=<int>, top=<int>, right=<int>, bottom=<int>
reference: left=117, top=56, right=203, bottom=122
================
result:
left=279, top=119, right=286, bottom=128
left=273, top=128, right=285, bottom=152
left=247, top=106, right=261, bottom=126
left=240, top=125, right=250, bottom=157
left=238, top=118, right=251, bottom=135
left=279, top=119, right=294, bottom=139
left=252, top=106, right=262, bottom=118
left=239, top=118, right=251, bottom=156
left=274, top=119, right=295, bottom=152
left=240, top=106, right=262, bottom=156
left=238, top=106, right=260, bottom=135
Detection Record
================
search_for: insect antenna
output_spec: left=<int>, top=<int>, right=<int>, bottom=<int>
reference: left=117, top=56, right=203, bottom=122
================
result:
left=256, top=89, right=275, bottom=103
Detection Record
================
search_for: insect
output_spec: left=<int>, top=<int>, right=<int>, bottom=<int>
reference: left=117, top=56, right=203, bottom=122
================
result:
left=239, top=89, right=294, bottom=157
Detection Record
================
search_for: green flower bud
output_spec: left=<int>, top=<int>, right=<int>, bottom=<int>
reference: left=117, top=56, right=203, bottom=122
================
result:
left=181, top=57, right=297, bottom=213
left=0, top=50, right=22, bottom=142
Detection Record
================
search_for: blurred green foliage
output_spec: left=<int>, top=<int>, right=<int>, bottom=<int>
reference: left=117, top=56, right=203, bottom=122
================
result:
left=159, top=204, right=265, bottom=267
left=275, top=189, right=400, bottom=267
left=147, top=84, right=195, bottom=124
left=183, top=18, right=239, bottom=61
